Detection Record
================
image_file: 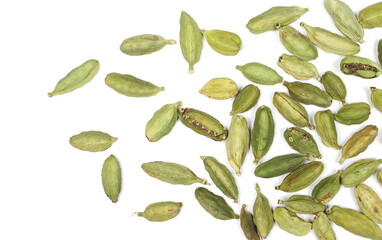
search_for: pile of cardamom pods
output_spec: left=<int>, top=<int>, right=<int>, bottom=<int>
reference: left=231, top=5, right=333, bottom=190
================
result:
left=48, top=0, right=382, bottom=239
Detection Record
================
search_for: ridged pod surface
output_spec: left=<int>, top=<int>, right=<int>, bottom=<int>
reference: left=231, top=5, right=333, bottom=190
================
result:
left=354, top=183, right=382, bottom=224
left=137, top=201, right=182, bottom=222
left=236, top=62, right=282, bottom=85
left=199, top=78, right=238, bottom=100
left=283, top=81, right=332, bottom=108
left=240, top=204, right=260, bottom=240
left=278, top=195, right=327, bottom=214
left=201, top=29, right=241, bottom=56
left=284, top=127, right=321, bottom=159
left=312, top=171, right=342, bottom=203
left=251, top=106, right=274, bottom=164
left=334, top=102, right=370, bottom=126
left=341, top=159, right=382, bottom=187
left=340, top=56, right=382, bottom=79
left=255, top=154, right=309, bottom=178
left=120, top=34, right=176, bottom=56
left=313, top=212, right=336, bottom=240
left=69, top=131, right=117, bottom=152
left=315, top=110, right=341, bottom=150
left=101, top=155, right=122, bottom=203
left=230, top=85, right=260, bottom=115
left=273, top=207, right=312, bottom=236
left=320, top=71, right=347, bottom=104
left=371, top=87, right=382, bottom=112
left=359, top=2, right=382, bottom=29
left=277, top=54, right=319, bottom=80
left=252, top=184, right=273, bottom=239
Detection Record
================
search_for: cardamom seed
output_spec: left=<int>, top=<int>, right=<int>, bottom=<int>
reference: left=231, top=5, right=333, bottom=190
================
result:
left=136, top=201, right=182, bottom=222
left=201, top=29, right=241, bottom=56
left=315, top=110, right=341, bottom=150
left=236, top=62, right=282, bottom=85
left=320, top=71, right=347, bottom=104
left=240, top=204, right=260, bottom=240
left=69, top=131, right=117, bottom=152
left=334, top=102, right=371, bottom=125
left=312, top=171, right=342, bottom=203
left=278, top=195, right=327, bottom=214
left=253, top=184, right=273, bottom=239
left=359, top=2, right=382, bottom=29
left=199, top=78, right=238, bottom=100
left=377, top=169, right=382, bottom=185
left=255, top=154, right=309, bottom=178
left=354, top=183, right=382, bottom=224
left=340, top=56, right=382, bottom=78
left=313, top=212, right=336, bottom=240
left=251, top=106, right=274, bottom=164
left=120, top=34, right=176, bottom=56
left=273, top=207, right=312, bottom=236
left=284, top=127, right=322, bottom=159
left=101, top=155, right=122, bottom=203
left=370, top=87, right=382, bottom=112
left=278, top=54, right=320, bottom=80
left=341, top=159, right=382, bottom=187
left=283, top=81, right=332, bottom=108
left=230, top=84, right=260, bottom=115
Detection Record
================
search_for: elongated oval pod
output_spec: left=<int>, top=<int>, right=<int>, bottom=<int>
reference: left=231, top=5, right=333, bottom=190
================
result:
left=283, top=81, right=332, bottom=108
left=255, top=154, right=309, bottom=178
left=284, top=127, right=321, bottom=159
left=273, top=207, right=312, bottom=236
left=251, top=106, right=274, bottom=164
left=120, top=34, right=176, bottom=56
left=201, top=29, right=241, bottom=56
left=230, top=85, right=260, bottom=115
left=320, top=71, right=347, bottom=104
left=240, top=204, right=260, bottom=240
left=253, top=184, right=273, bottom=239
left=359, top=2, right=382, bottom=29
left=354, top=183, right=382, bottom=224
left=277, top=54, right=320, bottom=80
left=236, top=62, right=282, bottom=85
left=313, top=212, right=336, bottom=240
left=341, top=159, right=382, bottom=187
left=101, top=155, right=122, bottom=203
left=136, top=201, right=182, bottom=222
left=334, top=102, right=370, bottom=126
left=311, top=171, right=342, bottom=203
left=315, top=110, right=341, bottom=150
left=69, top=131, right=117, bottom=152
left=371, top=87, right=382, bottom=112
left=340, top=56, right=382, bottom=79
left=278, top=195, right=326, bottom=214
left=199, top=78, right=238, bottom=100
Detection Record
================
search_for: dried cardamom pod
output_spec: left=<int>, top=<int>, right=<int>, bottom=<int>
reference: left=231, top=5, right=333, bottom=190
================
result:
left=230, top=85, right=260, bottom=115
left=283, top=81, right=332, bottom=108
left=379, top=40, right=382, bottom=65
left=101, top=155, right=122, bottom=203
left=341, top=159, right=382, bottom=187
left=178, top=108, right=228, bottom=141
left=315, top=110, right=341, bottom=150
left=284, top=127, right=322, bottom=159
left=255, top=154, right=309, bottom=178
left=278, top=195, right=327, bottom=214
left=136, top=201, right=182, bottom=222
left=180, top=11, right=202, bottom=73
left=340, top=56, right=382, bottom=79
left=226, top=115, right=250, bottom=176
left=194, top=187, right=239, bottom=220
left=278, top=54, right=320, bottom=80
left=320, top=71, right=347, bottom=104
left=201, top=156, right=238, bottom=203
left=371, top=87, right=382, bottom=112
left=312, top=171, right=342, bottom=203
left=355, top=183, right=382, bottom=224
left=313, top=212, right=336, bottom=240
left=246, top=6, right=308, bottom=34
left=251, top=106, right=274, bottom=164
left=377, top=169, right=382, bottom=185
left=201, top=29, right=241, bottom=56
left=199, top=78, right=238, bottom=100
left=301, top=22, right=360, bottom=56
left=69, top=131, right=117, bottom=152
left=273, top=207, right=312, bottom=236
left=105, top=73, right=164, bottom=97
left=359, top=2, right=382, bottom=29
left=253, top=184, right=273, bottom=239
left=120, top=34, right=176, bottom=56
left=240, top=204, right=260, bottom=240
left=334, top=102, right=371, bottom=125
left=339, top=125, right=378, bottom=164
left=48, top=59, right=99, bottom=97
left=236, top=62, right=282, bottom=85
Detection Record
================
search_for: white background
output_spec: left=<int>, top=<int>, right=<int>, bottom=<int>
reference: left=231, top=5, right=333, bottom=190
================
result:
left=1, top=0, right=382, bottom=239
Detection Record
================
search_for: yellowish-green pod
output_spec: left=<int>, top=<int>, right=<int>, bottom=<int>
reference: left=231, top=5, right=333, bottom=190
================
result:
left=101, top=155, right=122, bottom=203
left=284, top=127, right=321, bottom=159
left=377, top=169, right=382, bottom=185
left=312, top=171, right=342, bottom=203
left=69, top=131, right=117, bottom=152
left=230, top=85, right=260, bottom=116
left=136, top=201, right=182, bottom=222
left=48, top=59, right=99, bottom=97
left=273, top=207, right=312, bottom=236
left=354, top=183, right=382, bottom=224
left=240, top=204, right=260, bottom=240
left=313, top=212, right=336, bottom=240
left=359, top=2, right=382, bottom=29
left=253, top=184, right=273, bottom=239
left=320, top=71, right=347, bottom=104
left=315, top=110, right=341, bottom=150
left=278, top=195, right=327, bottom=214
left=341, top=159, right=382, bottom=187
left=379, top=40, right=382, bottom=65
left=255, top=154, right=309, bottom=178
left=277, top=54, right=320, bottom=80
left=334, top=102, right=370, bottom=125
left=120, top=34, right=176, bottom=56
left=201, top=29, right=241, bottom=56
left=236, top=62, right=283, bottom=85
left=340, top=56, right=382, bottom=79
left=283, top=81, right=332, bottom=108
left=371, top=87, right=382, bottom=112
left=199, top=78, right=238, bottom=100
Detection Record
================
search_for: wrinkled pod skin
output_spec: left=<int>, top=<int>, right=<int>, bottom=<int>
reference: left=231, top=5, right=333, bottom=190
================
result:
left=320, top=71, right=347, bottom=104
left=255, top=154, right=309, bottom=178
left=69, top=131, right=117, bottom=152
left=315, top=110, right=341, bottom=150
left=284, top=127, right=321, bottom=159
left=273, top=207, right=312, bottom=236
left=341, top=159, right=382, bottom=187
left=354, top=183, right=382, bottom=224
left=359, top=2, right=382, bottom=29
left=136, top=201, right=182, bottom=222
left=240, top=204, right=260, bottom=240
left=313, top=212, right=336, bottom=240
left=101, top=155, right=122, bottom=203
left=201, top=29, right=242, bottom=56
left=230, top=85, right=260, bottom=115
left=236, top=62, right=282, bottom=85
left=199, top=78, right=238, bottom=100
left=120, top=34, right=176, bottom=56
left=277, top=54, right=320, bottom=80
left=311, top=171, right=342, bottom=203
left=283, top=81, right=332, bottom=108
left=252, top=184, right=273, bottom=239
left=371, top=87, right=382, bottom=112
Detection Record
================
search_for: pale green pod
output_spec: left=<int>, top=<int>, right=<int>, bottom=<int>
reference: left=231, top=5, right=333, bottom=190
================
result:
left=48, top=59, right=99, bottom=97
left=180, top=11, right=202, bottom=73
left=355, top=183, right=382, bottom=224
left=252, top=106, right=274, bottom=164
left=279, top=25, right=318, bottom=61
left=313, top=212, right=336, bottom=240
left=278, top=195, right=327, bottom=214
left=255, top=154, right=309, bottom=178
left=199, top=78, right=238, bottom=100
left=334, top=102, right=371, bottom=126
left=246, top=6, right=308, bottom=34
left=312, top=171, right=342, bottom=203
left=141, top=161, right=208, bottom=185
left=273, top=207, right=312, bottom=236
left=69, top=131, right=117, bottom=152
left=120, top=34, right=176, bottom=56
left=101, top=155, right=122, bottom=203
left=359, top=2, right=382, bottom=29
left=284, top=127, right=321, bottom=159
left=379, top=40, right=382, bottom=65
left=340, top=56, right=382, bottom=79
left=371, top=87, right=382, bottom=112
left=226, top=115, right=250, bottom=176
left=277, top=54, right=320, bottom=80
left=315, top=110, right=341, bottom=150
left=301, top=22, right=360, bottom=56
left=253, top=184, right=273, bottom=239
left=377, top=169, right=382, bottom=185
left=283, top=81, right=332, bottom=108
left=230, top=85, right=260, bottom=116
left=341, top=159, right=382, bottom=187
left=105, top=73, right=164, bottom=97
left=240, top=204, right=260, bottom=240
left=137, top=201, right=182, bottom=222
left=320, top=71, right=347, bottom=104
left=201, top=29, right=241, bottom=56
left=236, top=62, right=283, bottom=85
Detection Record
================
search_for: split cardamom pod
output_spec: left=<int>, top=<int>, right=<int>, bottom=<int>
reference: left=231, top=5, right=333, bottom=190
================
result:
left=101, top=155, right=122, bottom=203
left=311, top=171, right=342, bottom=203
left=253, top=184, right=273, bottom=239
left=340, top=56, right=382, bottom=79
left=255, top=154, right=309, bottom=178
left=236, top=62, right=282, bottom=85
left=315, top=110, right=341, bottom=150
left=273, top=207, right=312, bottom=236
left=230, top=84, right=260, bottom=115
left=251, top=106, right=274, bottom=164
left=354, top=183, right=382, bottom=224
left=284, top=127, right=321, bottom=159
left=278, top=195, right=327, bottom=214
left=136, top=201, right=182, bottom=222
left=201, top=29, right=241, bottom=56
left=341, top=159, right=382, bottom=187
left=277, top=54, right=320, bottom=80
left=371, top=87, right=382, bottom=112
left=199, top=78, right=238, bottom=100
left=69, top=131, right=117, bottom=152
left=283, top=81, right=332, bottom=108
left=334, top=102, right=371, bottom=125
left=240, top=204, right=260, bottom=240
left=320, top=71, right=347, bottom=104
left=313, top=212, right=336, bottom=240
left=120, top=34, right=176, bottom=56
left=359, top=2, right=382, bottom=29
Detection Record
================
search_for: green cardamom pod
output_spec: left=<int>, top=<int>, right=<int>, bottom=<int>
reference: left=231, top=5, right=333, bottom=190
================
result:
left=371, top=87, right=382, bottom=112
left=230, top=84, right=260, bottom=116
left=279, top=25, right=318, bottom=61
left=301, top=22, right=360, bottom=56
left=120, top=34, right=176, bottom=56
left=105, top=73, right=164, bottom=97
left=328, top=205, right=382, bottom=240
left=69, top=131, right=117, bottom=152
left=377, top=169, right=382, bottom=185
left=194, top=187, right=239, bottom=220
left=178, top=108, right=228, bottom=141
left=278, top=195, right=327, bottom=214
left=276, top=161, right=324, bottom=192
left=201, top=156, right=238, bottom=203
left=334, top=102, right=371, bottom=125
left=236, top=62, right=283, bottom=85
left=273, top=207, right=312, bottom=236
left=201, top=29, right=241, bottom=56
left=359, top=2, right=382, bottom=29
left=315, top=110, right=341, bottom=150
left=179, top=11, right=202, bottom=74
left=136, top=201, right=182, bottom=222
left=355, top=183, right=382, bottom=224
left=313, top=212, right=336, bottom=240
left=251, top=106, right=274, bottom=164
left=283, top=81, right=332, bottom=108
left=320, top=71, right=347, bottom=104
left=240, top=204, right=260, bottom=240
left=101, top=155, right=122, bottom=203
left=341, top=159, right=382, bottom=188
left=226, top=115, right=250, bottom=176
left=379, top=39, right=382, bottom=65
left=339, top=125, right=378, bottom=164
left=48, top=59, right=99, bottom=97
left=253, top=184, right=273, bottom=239
left=340, top=56, right=382, bottom=78
left=141, top=161, right=208, bottom=185
left=199, top=78, right=238, bottom=100
left=246, top=6, right=308, bottom=34
left=273, top=92, right=314, bottom=129
left=255, top=154, right=309, bottom=178
left=312, top=171, right=342, bottom=203
left=278, top=54, right=320, bottom=80
left=284, top=127, right=322, bottom=159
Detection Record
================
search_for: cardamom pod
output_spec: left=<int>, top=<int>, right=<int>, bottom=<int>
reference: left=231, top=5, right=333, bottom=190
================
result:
left=255, top=154, right=309, bottom=178
left=251, top=106, right=274, bottom=164
left=199, top=78, right=238, bottom=100
left=279, top=25, right=318, bottom=61
left=339, top=125, right=378, bottom=164
left=101, top=155, right=122, bottom=203
left=313, top=212, right=336, bottom=240
left=379, top=39, right=382, bottom=65
left=315, top=110, right=341, bottom=150
left=300, top=22, right=360, bottom=56
left=320, top=71, right=347, bottom=104
left=341, top=159, right=382, bottom=187
left=371, top=87, right=382, bottom=112
left=230, top=85, right=260, bottom=116
left=284, top=127, right=322, bottom=159
left=334, top=102, right=371, bottom=126
left=355, top=183, right=382, bottom=224
left=278, top=195, right=327, bottom=214
left=141, top=161, right=208, bottom=185
left=359, top=2, right=382, bottom=29
left=253, top=184, right=273, bottom=239
left=377, top=169, right=382, bottom=185
left=340, top=56, right=382, bottom=78
left=201, top=156, right=238, bottom=203
left=236, top=62, right=282, bottom=85
left=105, top=73, right=164, bottom=97
left=276, top=161, right=324, bottom=192
left=201, top=29, right=241, bottom=56
left=69, top=131, right=117, bottom=152
left=278, top=54, right=320, bottom=80
left=273, top=92, right=314, bottom=129
left=120, top=34, right=176, bottom=56
left=226, top=115, right=250, bottom=176
left=178, top=108, right=228, bottom=141
left=48, top=59, right=99, bottom=97
left=312, top=171, right=342, bottom=203
left=240, top=204, right=260, bottom=240
left=179, top=11, right=202, bottom=73
left=283, top=81, right=332, bottom=108
left=246, top=6, right=308, bottom=34
left=273, top=207, right=312, bottom=236
left=194, top=187, right=239, bottom=220
left=136, top=201, right=182, bottom=222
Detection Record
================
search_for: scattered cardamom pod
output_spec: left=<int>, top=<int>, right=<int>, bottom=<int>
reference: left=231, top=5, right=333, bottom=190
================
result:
left=230, top=84, right=260, bottom=116
left=253, top=184, right=273, bottom=239
left=334, top=102, right=371, bottom=126
left=377, top=169, right=382, bottom=185
left=341, top=159, right=382, bottom=187
left=201, top=29, right=241, bottom=56
left=236, top=62, right=283, bottom=85
left=240, top=204, right=260, bottom=240
left=136, top=201, right=182, bottom=222
left=120, top=34, right=176, bottom=56
left=354, top=183, right=382, bottom=224
left=320, top=71, right=347, bottom=104
left=371, top=87, right=382, bottom=112
left=278, top=195, right=327, bottom=214
left=340, top=56, right=382, bottom=79
left=313, top=212, right=336, bottom=240
left=359, top=2, right=382, bottom=29
left=273, top=207, right=312, bottom=236
left=315, top=110, right=341, bottom=150
left=283, top=81, right=332, bottom=108
left=199, top=78, right=238, bottom=100
left=255, top=154, right=309, bottom=178
left=379, top=39, right=382, bottom=65
left=278, top=54, right=320, bottom=80
left=284, top=127, right=322, bottom=159
left=101, top=155, right=122, bottom=203
left=69, top=131, right=117, bottom=152
left=312, top=171, right=342, bottom=203
left=251, top=106, right=274, bottom=164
